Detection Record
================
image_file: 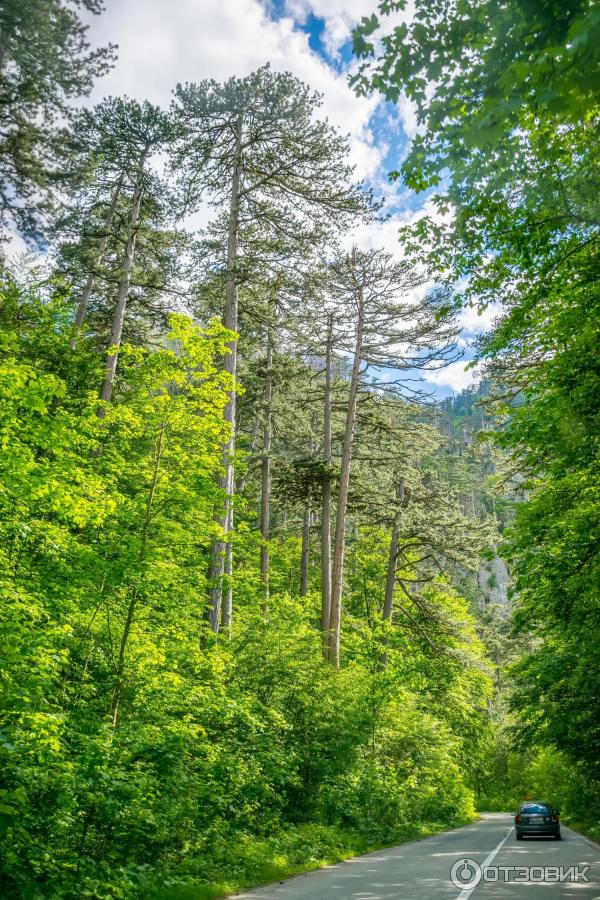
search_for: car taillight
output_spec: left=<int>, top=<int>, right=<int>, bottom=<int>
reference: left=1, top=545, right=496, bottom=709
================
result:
left=552, top=814, right=558, bottom=822
left=515, top=814, right=521, bottom=824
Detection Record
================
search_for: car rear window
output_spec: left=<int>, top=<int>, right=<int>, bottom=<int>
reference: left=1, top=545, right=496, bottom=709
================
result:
left=521, top=804, right=550, bottom=814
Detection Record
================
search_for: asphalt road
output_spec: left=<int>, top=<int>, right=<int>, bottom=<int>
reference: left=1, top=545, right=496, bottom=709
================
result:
left=232, top=813, right=600, bottom=899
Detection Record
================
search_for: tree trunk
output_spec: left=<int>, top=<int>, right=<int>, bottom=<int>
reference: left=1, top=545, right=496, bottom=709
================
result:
left=0, top=28, right=6, bottom=78
left=300, top=504, right=312, bottom=598
left=109, top=590, right=136, bottom=729
left=237, top=413, right=260, bottom=493
left=380, top=481, right=404, bottom=668
left=260, top=327, right=273, bottom=614
left=207, top=117, right=242, bottom=632
left=329, top=292, right=364, bottom=667
left=221, top=503, right=234, bottom=633
left=98, top=150, right=149, bottom=412
left=70, top=173, right=124, bottom=350
left=109, top=426, right=163, bottom=727
left=225, top=412, right=258, bottom=626
left=320, top=313, right=333, bottom=655
left=300, top=428, right=315, bottom=599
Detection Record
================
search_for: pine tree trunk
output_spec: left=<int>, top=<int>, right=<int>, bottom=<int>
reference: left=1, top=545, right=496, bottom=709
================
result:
left=300, top=429, right=315, bottom=598
left=300, top=504, right=312, bottom=597
left=329, top=292, right=364, bottom=667
left=237, top=414, right=260, bottom=493
left=221, top=503, right=234, bottom=633
left=98, top=150, right=149, bottom=412
left=380, top=482, right=404, bottom=668
left=207, top=118, right=242, bottom=632
left=70, top=174, right=124, bottom=350
left=260, top=328, right=273, bottom=614
left=321, top=313, right=333, bottom=655
left=225, top=413, right=258, bottom=627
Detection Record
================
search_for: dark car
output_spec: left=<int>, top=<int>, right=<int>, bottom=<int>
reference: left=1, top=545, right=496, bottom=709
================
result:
left=515, top=801, right=561, bottom=840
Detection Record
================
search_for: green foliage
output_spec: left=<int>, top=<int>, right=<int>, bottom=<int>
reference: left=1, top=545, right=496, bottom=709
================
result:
left=0, top=274, right=495, bottom=896
left=477, top=745, right=600, bottom=840
left=171, top=65, right=373, bottom=242
left=352, top=0, right=600, bottom=193
left=0, top=275, right=233, bottom=895
left=354, top=0, right=600, bottom=836
left=0, top=4, right=547, bottom=892
left=484, top=247, right=600, bottom=779
left=0, top=0, right=116, bottom=239
left=55, top=96, right=183, bottom=350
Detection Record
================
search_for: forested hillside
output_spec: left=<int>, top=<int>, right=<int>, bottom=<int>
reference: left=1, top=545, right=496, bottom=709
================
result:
left=1, top=0, right=598, bottom=897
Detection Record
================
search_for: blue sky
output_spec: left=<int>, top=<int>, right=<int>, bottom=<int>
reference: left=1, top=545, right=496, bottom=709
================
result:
left=268, top=2, right=494, bottom=396
left=277, top=2, right=425, bottom=218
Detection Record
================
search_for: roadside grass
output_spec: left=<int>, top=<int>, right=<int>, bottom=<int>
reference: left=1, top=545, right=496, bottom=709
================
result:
left=145, top=818, right=477, bottom=900
left=562, top=820, right=600, bottom=844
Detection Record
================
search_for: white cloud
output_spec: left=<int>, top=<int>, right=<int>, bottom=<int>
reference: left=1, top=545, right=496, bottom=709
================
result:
left=85, top=0, right=382, bottom=180
left=425, top=359, right=482, bottom=393
left=344, top=215, right=404, bottom=256
left=458, top=302, right=503, bottom=334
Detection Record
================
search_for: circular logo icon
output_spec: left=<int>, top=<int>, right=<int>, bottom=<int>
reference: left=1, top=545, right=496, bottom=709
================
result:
left=450, top=858, right=481, bottom=890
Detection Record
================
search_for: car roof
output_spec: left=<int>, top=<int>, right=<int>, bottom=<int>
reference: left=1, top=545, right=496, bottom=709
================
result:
left=520, top=800, right=551, bottom=807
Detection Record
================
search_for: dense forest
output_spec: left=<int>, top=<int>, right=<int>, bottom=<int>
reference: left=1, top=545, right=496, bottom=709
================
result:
left=0, top=0, right=598, bottom=897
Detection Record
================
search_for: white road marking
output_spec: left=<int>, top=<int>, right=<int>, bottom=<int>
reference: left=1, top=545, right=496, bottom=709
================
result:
left=454, top=827, right=514, bottom=900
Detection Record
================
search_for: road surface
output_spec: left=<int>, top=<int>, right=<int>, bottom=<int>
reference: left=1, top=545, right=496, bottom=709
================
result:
left=232, top=813, right=600, bottom=899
